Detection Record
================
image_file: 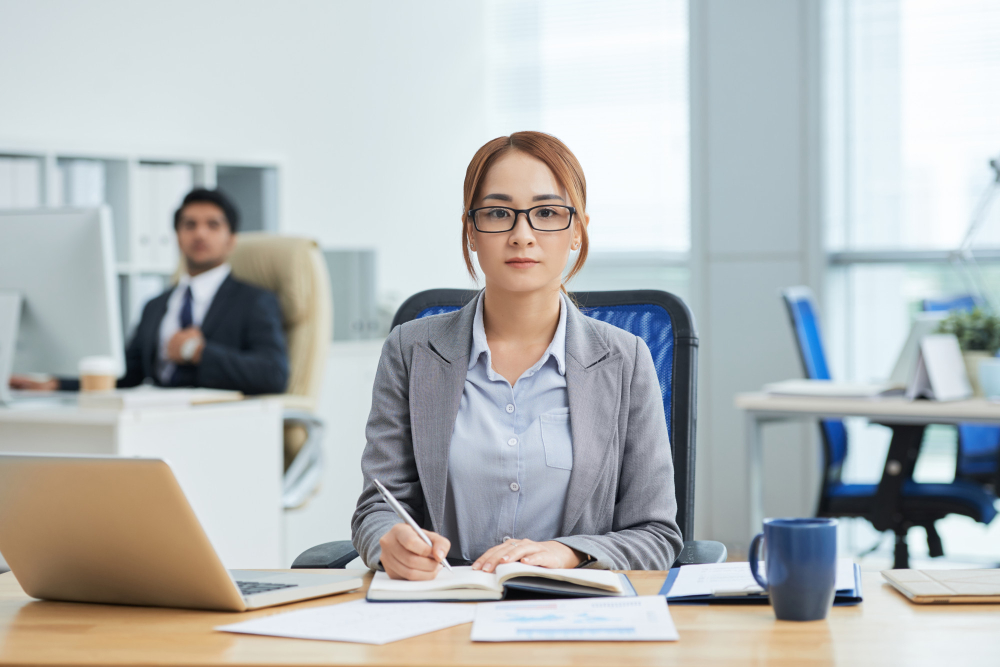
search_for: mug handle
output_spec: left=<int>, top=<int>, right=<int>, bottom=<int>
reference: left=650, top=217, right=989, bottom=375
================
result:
left=748, top=531, right=768, bottom=591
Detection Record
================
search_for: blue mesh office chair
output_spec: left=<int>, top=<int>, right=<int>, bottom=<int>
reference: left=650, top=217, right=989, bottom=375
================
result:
left=293, top=289, right=726, bottom=569
left=782, top=287, right=997, bottom=569
left=921, top=296, right=1000, bottom=490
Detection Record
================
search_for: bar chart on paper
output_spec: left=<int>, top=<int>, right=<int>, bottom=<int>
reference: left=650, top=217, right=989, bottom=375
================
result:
left=470, top=596, right=678, bottom=642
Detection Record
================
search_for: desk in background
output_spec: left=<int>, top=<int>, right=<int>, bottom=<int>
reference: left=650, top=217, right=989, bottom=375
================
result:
left=0, top=399, right=283, bottom=568
left=0, top=569, right=996, bottom=666
left=737, top=393, right=1000, bottom=542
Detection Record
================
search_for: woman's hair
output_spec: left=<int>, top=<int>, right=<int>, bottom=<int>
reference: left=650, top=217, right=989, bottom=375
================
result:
left=462, top=131, right=589, bottom=284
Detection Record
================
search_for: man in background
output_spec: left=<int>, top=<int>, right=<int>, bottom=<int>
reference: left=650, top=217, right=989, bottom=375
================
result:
left=11, top=188, right=288, bottom=394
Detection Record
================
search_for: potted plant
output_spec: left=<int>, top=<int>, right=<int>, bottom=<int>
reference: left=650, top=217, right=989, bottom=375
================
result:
left=936, top=308, right=1000, bottom=396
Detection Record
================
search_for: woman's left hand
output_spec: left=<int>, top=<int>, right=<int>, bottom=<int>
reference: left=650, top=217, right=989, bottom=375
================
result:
left=472, top=538, right=584, bottom=572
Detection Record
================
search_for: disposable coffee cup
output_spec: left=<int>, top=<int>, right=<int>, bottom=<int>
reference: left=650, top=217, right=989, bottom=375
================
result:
left=78, top=356, right=117, bottom=392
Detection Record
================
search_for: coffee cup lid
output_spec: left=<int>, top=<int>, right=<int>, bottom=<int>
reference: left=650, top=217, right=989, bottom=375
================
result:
left=78, top=356, right=118, bottom=375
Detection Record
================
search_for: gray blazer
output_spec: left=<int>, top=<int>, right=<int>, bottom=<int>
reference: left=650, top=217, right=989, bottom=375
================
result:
left=351, top=296, right=683, bottom=570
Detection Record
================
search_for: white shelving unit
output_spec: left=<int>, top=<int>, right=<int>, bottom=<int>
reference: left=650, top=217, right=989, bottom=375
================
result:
left=0, top=148, right=281, bottom=333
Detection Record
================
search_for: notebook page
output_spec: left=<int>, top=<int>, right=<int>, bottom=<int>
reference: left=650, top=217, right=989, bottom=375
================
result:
left=369, top=567, right=501, bottom=593
left=494, top=563, right=624, bottom=593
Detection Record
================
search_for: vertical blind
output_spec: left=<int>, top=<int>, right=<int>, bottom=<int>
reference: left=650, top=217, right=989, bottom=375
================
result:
left=484, top=0, right=689, bottom=252
left=835, top=0, right=1000, bottom=250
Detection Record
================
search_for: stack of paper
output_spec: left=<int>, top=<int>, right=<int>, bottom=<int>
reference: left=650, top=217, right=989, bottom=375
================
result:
left=78, top=387, right=243, bottom=410
left=471, top=596, right=678, bottom=642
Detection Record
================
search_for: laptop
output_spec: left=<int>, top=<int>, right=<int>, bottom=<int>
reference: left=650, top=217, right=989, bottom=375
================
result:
left=882, top=569, right=1000, bottom=604
left=0, top=453, right=363, bottom=611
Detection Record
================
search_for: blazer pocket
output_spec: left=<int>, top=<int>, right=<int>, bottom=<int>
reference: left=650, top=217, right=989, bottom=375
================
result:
left=539, top=412, right=573, bottom=470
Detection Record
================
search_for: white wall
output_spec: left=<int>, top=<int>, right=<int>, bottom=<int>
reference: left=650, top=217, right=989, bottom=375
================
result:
left=0, top=0, right=489, bottom=304
left=690, top=0, right=826, bottom=553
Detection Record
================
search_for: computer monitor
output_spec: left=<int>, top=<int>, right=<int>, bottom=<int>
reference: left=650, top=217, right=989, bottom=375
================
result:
left=0, top=208, right=124, bottom=403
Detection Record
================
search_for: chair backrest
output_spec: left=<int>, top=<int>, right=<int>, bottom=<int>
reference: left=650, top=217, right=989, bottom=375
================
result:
left=781, top=287, right=848, bottom=487
left=922, top=295, right=982, bottom=313
left=391, top=288, right=699, bottom=541
left=920, top=294, right=1000, bottom=479
left=228, top=233, right=332, bottom=409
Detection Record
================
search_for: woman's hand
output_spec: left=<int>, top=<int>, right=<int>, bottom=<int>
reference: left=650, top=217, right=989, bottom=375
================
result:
left=378, top=523, right=451, bottom=581
left=472, top=539, right=584, bottom=572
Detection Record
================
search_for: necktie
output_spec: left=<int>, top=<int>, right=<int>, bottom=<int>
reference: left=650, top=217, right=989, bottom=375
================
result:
left=179, top=286, right=193, bottom=329
left=169, top=286, right=195, bottom=387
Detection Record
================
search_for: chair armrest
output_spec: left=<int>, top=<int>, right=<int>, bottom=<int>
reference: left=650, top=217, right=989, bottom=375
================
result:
left=672, top=540, right=727, bottom=567
left=291, top=540, right=359, bottom=569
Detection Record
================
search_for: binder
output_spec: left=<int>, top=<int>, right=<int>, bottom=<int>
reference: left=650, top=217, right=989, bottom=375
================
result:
left=660, top=562, right=863, bottom=606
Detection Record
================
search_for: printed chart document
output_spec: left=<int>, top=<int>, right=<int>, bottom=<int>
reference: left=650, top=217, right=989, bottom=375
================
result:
left=216, top=599, right=475, bottom=645
left=665, top=558, right=857, bottom=598
left=471, top=596, right=678, bottom=642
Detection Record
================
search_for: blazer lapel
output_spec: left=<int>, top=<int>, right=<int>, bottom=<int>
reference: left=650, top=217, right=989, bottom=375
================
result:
left=561, top=304, right=623, bottom=534
left=409, top=298, right=477, bottom=531
left=200, top=275, right=238, bottom=339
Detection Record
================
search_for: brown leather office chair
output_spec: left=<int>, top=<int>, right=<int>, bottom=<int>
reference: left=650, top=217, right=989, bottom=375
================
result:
left=230, top=233, right=332, bottom=508
left=180, top=233, right=332, bottom=508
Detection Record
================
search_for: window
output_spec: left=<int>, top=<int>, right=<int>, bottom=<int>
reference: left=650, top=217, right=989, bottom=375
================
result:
left=826, top=0, right=1000, bottom=561
left=484, top=0, right=689, bottom=255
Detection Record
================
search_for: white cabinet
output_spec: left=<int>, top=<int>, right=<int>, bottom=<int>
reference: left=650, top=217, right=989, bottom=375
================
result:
left=0, top=148, right=282, bottom=334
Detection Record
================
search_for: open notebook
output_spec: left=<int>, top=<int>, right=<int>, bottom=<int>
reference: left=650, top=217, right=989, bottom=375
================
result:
left=367, top=563, right=636, bottom=602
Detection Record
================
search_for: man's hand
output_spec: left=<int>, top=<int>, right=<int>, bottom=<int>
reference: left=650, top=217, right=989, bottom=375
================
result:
left=166, top=327, right=205, bottom=364
left=379, top=523, right=452, bottom=581
left=9, top=375, right=58, bottom=391
left=472, top=539, right=584, bottom=572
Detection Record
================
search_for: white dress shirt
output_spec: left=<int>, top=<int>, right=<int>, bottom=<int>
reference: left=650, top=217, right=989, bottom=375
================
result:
left=442, top=291, right=572, bottom=562
left=157, top=263, right=231, bottom=384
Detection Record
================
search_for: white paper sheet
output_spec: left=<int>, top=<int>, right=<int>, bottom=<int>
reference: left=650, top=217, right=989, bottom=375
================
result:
left=216, top=599, right=476, bottom=645
left=471, top=596, right=678, bottom=642
left=666, top=558, right=856, bottom=598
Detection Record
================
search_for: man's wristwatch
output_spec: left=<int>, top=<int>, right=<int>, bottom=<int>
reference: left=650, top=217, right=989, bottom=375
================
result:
left=180, top=336, right=202, bottom=362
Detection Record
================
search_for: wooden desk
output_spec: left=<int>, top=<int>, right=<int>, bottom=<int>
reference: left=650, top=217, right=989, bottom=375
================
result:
left=735, top=393, right=1000, bottom=546
left=1, top=569, right=997, bottom=666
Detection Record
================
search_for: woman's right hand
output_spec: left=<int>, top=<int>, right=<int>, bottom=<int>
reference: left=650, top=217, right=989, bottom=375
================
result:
left=378, top=523, right=451, bottom=580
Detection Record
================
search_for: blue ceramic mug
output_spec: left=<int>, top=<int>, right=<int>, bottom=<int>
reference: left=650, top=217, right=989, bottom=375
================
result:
left=749, top=518, right=837, bottom=621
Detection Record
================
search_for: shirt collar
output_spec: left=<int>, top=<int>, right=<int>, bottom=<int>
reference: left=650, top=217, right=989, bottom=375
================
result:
left=469, top=291, right=568, bottom=377
left=178, top=263, right=231, bottom=301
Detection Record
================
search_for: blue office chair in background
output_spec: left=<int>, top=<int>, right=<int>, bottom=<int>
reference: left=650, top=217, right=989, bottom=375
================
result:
left=782, top=287, right=997, bottom=569
left=293, top=289, right=727, bottom=569
left=921, top=295, right=1000, bottom=492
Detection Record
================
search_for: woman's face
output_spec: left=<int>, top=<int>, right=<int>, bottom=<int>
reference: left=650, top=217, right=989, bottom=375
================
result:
left=468, top=151, right=583, bottom=295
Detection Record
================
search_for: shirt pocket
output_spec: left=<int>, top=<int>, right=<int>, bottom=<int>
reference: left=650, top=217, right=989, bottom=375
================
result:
left=539, top=411, right=573, bottom=470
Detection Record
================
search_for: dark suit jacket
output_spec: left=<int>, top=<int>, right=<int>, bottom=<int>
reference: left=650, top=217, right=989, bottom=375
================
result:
left=62, top=276, right=289, bottom=395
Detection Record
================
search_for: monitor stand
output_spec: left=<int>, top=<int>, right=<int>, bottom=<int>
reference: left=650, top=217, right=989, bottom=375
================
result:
left=0, top=293, right=22, bottom=406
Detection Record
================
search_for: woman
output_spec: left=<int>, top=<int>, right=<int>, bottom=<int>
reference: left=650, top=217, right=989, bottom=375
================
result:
left=352, top=131, right=682, bottom=580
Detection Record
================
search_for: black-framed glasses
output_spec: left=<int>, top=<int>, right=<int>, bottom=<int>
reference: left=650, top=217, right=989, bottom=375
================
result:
left=468, top=205, right=576, bottom=233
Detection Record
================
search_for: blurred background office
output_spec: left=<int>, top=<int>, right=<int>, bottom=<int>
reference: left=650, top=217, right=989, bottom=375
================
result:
left=1, top=0, right=999, bottom=569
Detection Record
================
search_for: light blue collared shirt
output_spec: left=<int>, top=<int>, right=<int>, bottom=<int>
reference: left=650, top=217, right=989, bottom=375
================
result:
left=442, top=292, right=573, bottom=562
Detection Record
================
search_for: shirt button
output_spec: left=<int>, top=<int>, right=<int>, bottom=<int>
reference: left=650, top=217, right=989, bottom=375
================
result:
left=507, top=437, right=517, bottom=446
left=509, top=482, right=520, bottom=492
left=503, top=536, right=512, bottom=542
left=506, top=404, right=514, bottom=413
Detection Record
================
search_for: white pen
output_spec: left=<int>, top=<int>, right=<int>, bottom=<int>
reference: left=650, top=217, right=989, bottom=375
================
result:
left=373, top=478, right=453, bottom=572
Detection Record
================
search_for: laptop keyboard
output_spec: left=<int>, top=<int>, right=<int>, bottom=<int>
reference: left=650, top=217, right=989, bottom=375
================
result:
left=236, top=581, right=299, bottom=596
